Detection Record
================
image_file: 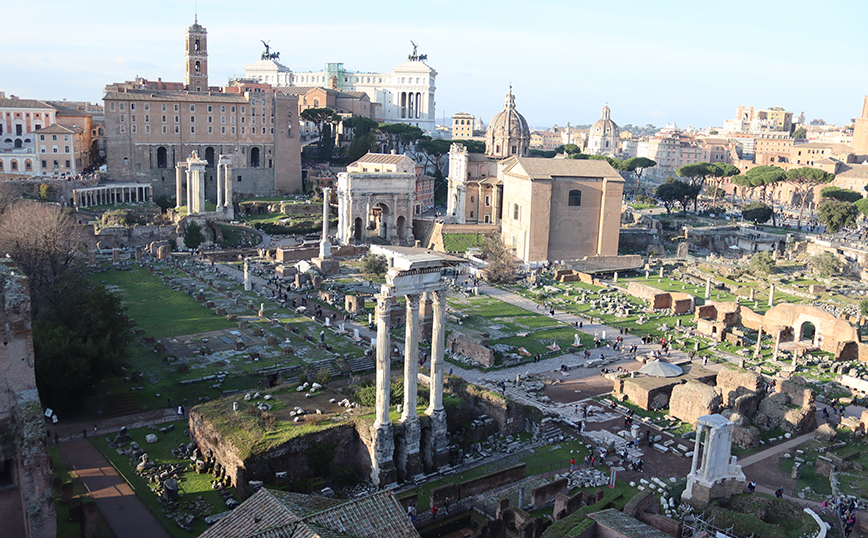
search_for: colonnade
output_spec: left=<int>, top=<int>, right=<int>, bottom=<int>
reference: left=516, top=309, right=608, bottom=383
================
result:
left=74, top=183, right=152, bottom=208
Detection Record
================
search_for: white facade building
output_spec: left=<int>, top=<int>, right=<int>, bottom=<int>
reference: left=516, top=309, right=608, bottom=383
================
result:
left=243, top=47, right=437, bottom=133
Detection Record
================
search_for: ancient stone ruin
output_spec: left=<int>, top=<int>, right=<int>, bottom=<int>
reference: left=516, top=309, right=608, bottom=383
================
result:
left=681, top=414, right=746, bottom=509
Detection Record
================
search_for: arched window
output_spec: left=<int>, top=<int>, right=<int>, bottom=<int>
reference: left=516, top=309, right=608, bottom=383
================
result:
left=568, top=189, right=582, bottom=207
left=194, top=39, right=200, bottom=52
left=195, top=61, right=201, bottom=73
left=250, top=147, right=260, bottom=168
left=11, top=160, right=18, bottom=171
left=14, top=139, right=22, bottom=149
left=157, top=147, right=167, bottom=169
left=205, top=147, right=215, bottom=167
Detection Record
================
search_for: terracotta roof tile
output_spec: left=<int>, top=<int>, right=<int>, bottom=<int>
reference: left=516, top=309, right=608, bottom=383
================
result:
left=0, top=98, right=54, bottom=109
left=502, top=156, right=623, bottom=181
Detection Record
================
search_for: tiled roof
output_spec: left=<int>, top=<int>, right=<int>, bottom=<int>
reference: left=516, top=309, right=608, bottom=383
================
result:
left=502, top=156, right=623, bottom=181
left=351, top=152, right=414, bottom=166
left=103, top=90, right=249, bottom=103
left=0, top=98, right=54, bottom=109
left=53, top=106, right=93, bottom=117
left=588, top=508, right=672, bottom=538
left=200, top=489, right=419, bottom=538
left=308, top=492, right=418, bottom=538
left=36, top=124, right=76, bottom=134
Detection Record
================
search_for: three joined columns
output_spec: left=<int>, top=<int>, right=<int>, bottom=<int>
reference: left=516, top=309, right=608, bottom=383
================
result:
left=371, top=288, right=448, bottom=486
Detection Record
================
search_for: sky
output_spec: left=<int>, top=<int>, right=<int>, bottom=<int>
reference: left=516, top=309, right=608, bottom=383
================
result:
left=3, top=0, right=868, bottom=131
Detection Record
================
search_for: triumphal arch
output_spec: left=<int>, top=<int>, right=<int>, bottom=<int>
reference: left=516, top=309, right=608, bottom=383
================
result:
left=369, top=246, right=451, bottom=486
left=335, top=171, right=415, bottom=245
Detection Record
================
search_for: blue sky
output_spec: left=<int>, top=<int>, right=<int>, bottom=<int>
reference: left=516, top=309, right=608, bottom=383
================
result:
left=3, top=0, right=867, bottom=130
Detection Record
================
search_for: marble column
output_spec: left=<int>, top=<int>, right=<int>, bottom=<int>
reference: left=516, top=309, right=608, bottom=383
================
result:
left=243, top=259, right=251, bottom=291
left=186, top=170, right=192, bottom=213
left=319, top=187, right=332, bottom=258
left=755, top=326, right=763, bottom=358
left=216, top=163, right=223, bottom=209
left=705, top=277, right=711, bottom=300
left=690, top=424, right=703, bottom=474
left=426, top=288, right=449, bottom=469
left=768, top=283, right=775, bottom=307
left=370, top=293, right=396, bottom=486
left=401, top=294, right=422, bottom=478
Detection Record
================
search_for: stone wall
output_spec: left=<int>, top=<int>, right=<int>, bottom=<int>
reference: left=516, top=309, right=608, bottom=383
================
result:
left=627, top=283, right=671, bottom=310
left=669, top=381, right=722, bottom=424
left=553, top=490, right=585, bottom=521
left=716, top=368, right=763, bottom=408
left=446, top=329, right=495, bottom=367
left=0, top=262, right=56, bottom=538
left=275, top=244, right=365, bottom=263
left=446, top=378, right=528, bottom=435
left=430, top=464, right=525, bottom=508
left=531, top=478, right=568, bottom=510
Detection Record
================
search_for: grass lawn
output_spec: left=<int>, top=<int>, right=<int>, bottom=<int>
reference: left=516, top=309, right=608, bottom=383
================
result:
left=449, top=295, right=561, bottom=334
left=90, top=266, right=236, bottom=338
left=442, top=233, right=486, bottom=253
left=92, top=420, right=237, bottom=538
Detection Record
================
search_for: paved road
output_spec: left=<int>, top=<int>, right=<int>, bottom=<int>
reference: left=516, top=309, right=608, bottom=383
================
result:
left=62, top=439, right=172, bottom=538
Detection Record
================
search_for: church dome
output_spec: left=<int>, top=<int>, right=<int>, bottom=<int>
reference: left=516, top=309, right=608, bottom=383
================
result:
left=474, top=116, right=485, bottom=132
left=588, top=104, right=620, bottom=156
left=485, top=87, right=530, bottom=158
left=591, top=105, right=618, bottom=136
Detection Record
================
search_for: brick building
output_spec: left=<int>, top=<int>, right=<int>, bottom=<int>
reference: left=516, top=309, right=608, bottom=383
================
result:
left=103, top=19, right=303, bottom=200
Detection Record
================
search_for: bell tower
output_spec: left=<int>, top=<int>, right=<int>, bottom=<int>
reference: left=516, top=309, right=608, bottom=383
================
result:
left=185, top=17, right=208, bottom=91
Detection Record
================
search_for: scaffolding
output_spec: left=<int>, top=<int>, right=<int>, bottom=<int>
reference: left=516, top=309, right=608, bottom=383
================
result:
left=680, top=512, right=754, bottom=538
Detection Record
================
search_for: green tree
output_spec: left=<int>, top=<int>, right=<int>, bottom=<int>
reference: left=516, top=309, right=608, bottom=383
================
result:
left=184, top=220, right=204, bottom=249
left=785, top=167, right=835, bottom=228
left=818, top=199, right=859, bottom=233
left=741, top=166, right=787, bottom=225
left=33, top=270, right=132, bottom=411
left=342, top=116, right=378, bottom=137
left=39, top=183, right=50, bottom=200
left=529, top=149, right=557, bottom=158
left=360, top=252, right=387, bottom=276
left=748, top=251, right=776, bottom=274
left=811, top=251, right=841, bottom=277
left=452, top=139, right=486, bottom=153
left=860, top=299, right=868, bottom=317
left=793, top=127, right=807, bottom=139
left=301, top=108, right=341, bottom=159
left=820, top=186, right=861, bottom=203
left=345, top=132, right=378, bottom=163
left=377, top=123, right=423, bottom=154
left=706, top=163, right=740, bottom=209
left=855, top=198, right=868, bottom=218
left=621, top=157, right=657, bottom=193
left=655, top=178, right=699, bottom=214
left=415, top=137, right=451, bottom=175
left=555, top=144, right=582, bottom=155
left=742, top=202, right=773, bottom=224
left=676, top=162, right=717, bottom=211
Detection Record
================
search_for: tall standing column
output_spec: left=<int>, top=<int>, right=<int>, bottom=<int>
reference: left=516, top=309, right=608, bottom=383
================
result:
left=399, top=293, right=422, bottom=479
left=216, top=163, right=223, bottom=209
left=374, top=295, right=392, bottom=428
left=426, top=287, right=449, bottom=470
left=370, top=293, right=396, bottom=486
left=768, top=283, right=775, bottom=307
left=319, top=187, right=332, bottom=258
left=243, top=258, right=251, bottom=292
left=186, top=170, right=192, bottom=213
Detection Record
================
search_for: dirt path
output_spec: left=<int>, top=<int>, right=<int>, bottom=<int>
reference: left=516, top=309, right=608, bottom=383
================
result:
left=62, top=439, right=172, bottom=538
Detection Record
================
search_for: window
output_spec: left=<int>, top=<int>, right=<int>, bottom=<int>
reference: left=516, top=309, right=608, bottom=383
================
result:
left=190, top=105, right=195, bottom=112
left=120, top=103, right=125, bottom=111
left=221, top=126, right=225, bottom=134
left=221, top=106, right=225, bottom=113
left=191, top=126, right=195, bottom=133
left=52, top=134, right=57, bottom=141
left=221, top=116, right=225, bottom=124
left=174, top=126, right=179, bottom=133
left=241, top=106, right=246, bottom=113
left=130, top=103, right=136, bottom=111
left=39, top=134, right=44, bottom=141
left=208, top=126, right=212, bottom=133
left=40, top=147, right=45, bottom=153
left=64, top=146, right=70, bottom=152
left=174, top=104, right=179, bottom=111
left=568, top=190, right=582, bottom=207
left=144, top=103, right=149, bottom=111
left=52, top=146, right=58, bottom=153
left=145, top=115, right=150, bottom=122
left=162, top=126, right=167, bottom=134
left=162, top=115, right=167, bottom=123
left=230, top=106, right=235, bottom=113
left=231, top=127, right=235, bottom=134
left=145, top=125, right=150, bottom=133
left=65, top=160, right=70, bottom=168
left=207, top=105, right=212, bottom=112
left=11, top=161, right=17, bottom=171
left=513, top=203, right=520, bottom=220
left=110, top=103, right=116, bottom=111
left=174, top=115, right=179, bottom=123
left=161, top=104, right=167, bottom=111
left=190, top=116, right=195, bottom=123
left=485, top=195, right=491, bottom=206
left=470, top=196, right=474, bottom=203
left=41, top=160, right=46, bottom=168
left=208, top=116, right=212, bottom=123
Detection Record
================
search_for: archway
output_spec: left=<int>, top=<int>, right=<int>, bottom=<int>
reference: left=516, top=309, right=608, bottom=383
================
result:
left=14, top=139, right=22, bottom=149
left=205, top=147, right=215, bottom=167
left=250, top=147, right=260, bottom=168
left=799, top=322, right=816, bottom=342
left=353, top=217, right=363, bottom=241
left=396, top=215, right=406, bottom=239
left=370, top=202, right=390, bottom=240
